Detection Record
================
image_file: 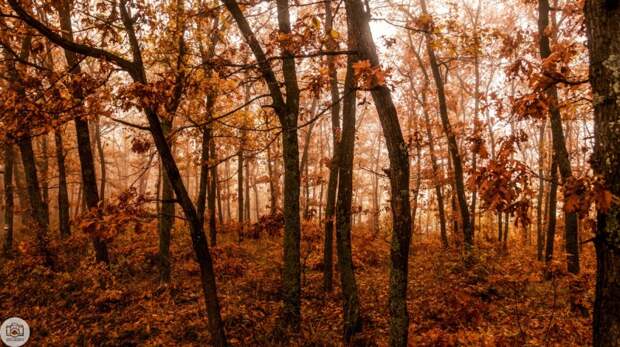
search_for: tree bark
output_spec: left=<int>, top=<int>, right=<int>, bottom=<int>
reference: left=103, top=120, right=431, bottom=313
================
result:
left=421, top=89, right=449, bottom=249
left=56, top=0, right=109, bottom=264
left=222, top=0, right=302, bottom=329
left=335, top=52, right=362, bottom=341
left=322, top=0, right=340, bottom=293
left=538, top=0, right=579, bottom=274
left=95, top=117, right=106, bottom=201
left=54, top=129, right=71, bottom=238
left=18, top=136, right=54, bottom=266
left=344, top=0, right=413, bottom=344
left=545, top=157, right=558, bottom=269
left=159, top=119, right=175, bottom=283
left=536, top=120, right=547, bottom=260
left=420, top=0, right=473, bottom=252
left=3, top=144, right=15, bottom=256
left=584, top=1, right=620, bottom=345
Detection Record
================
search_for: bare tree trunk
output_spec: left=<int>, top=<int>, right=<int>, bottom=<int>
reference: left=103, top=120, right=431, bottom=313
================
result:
left=545, top=157, right=559, bottom=270
left=371, top=138, right=381, bottom=237
left=536, top=120, right=547, bottom=260
left=498, top=211, right=503, bottom=242
left=335, top=51, right=361, bottom=342
left=421, top=0, right=472, bottom=252
left=237, top=136, right=244, bottom=238
left=421, top=89, right=448, bottom=248
left=225, top=159, right=232, bottom=222
left=538, top=0, right=579, bottom=274
left=584, top=2, right=620, bottom=345
left=39, top=135, right=49, bottom=218
left=252, top=159, right=260, bottom=221
left=300, top=98, right=318, bottom=220
left=245, top=158, right=251, bottom=222
left=95, top=117, right=106, bottom=201
left=209, top=136, right=218, bottom=245
left=344, top=0, right=412, bottom=344
left=3, top=144, right=15, bottom=256
left=215, top=162, right=223, bottom=225
left=54, top=129, right=71, bottom=238
left=56, top=0, right=109, bottom=264
left=18, top=136, right=54, bottom=266
left=159, top=119, right=175, bottom=283
left=322, top=0, right=340, bottom=292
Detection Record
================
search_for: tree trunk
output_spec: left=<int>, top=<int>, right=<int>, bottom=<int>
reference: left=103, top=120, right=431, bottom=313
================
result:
left=584, top=2, right=620, bottom=345
left=95, top=117, right=107, bottom=201
left=421, top=0, right=472, bottom=252
left=321, top=0, right=341, bottom=294
left=3, top=144, right=15, bottom=256
left=245, top=158, right=251, bottom=222
left=498, top=211, right=503, bottom=242
left=39, top=135, right=49, bottom=219
left=335, top=52, right=362, bottom=341
left=223, top=0, right=302, bottom=329
left=209, top=136, right=218, bottom=245
left=159, top=119, right=175, bottom=283
left=503, top=211, right=509, bottom=250
left=54, top=129, right=71, bottom=238
left=56, top=0, right=109, bottom=264
left=545, top=157, right=559, bottom=269
left=18, top=136, right=54, bottom=266
left=536, top=120, right=546, bottom=260
left=300, top=98, right=318, bottom=220
left=538, top=0, right=579, bottom=274
left=198, top=93, right=218, bottom=245
left=237, top=137, right=244, bottom=239
left=422, top=90, right=449, bottom=248
left=344, top=0, right=412, bottom=344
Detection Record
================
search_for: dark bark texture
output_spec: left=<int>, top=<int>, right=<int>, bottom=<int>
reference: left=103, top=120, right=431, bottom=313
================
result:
left=584, top=1, right=620, bottom=345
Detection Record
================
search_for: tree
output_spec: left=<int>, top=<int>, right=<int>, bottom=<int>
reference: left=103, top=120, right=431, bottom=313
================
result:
left=222, top=0, right=302, bottom=330
left=537, top=0, right=579, bottom=274
left=343, top=0, right=413, bottom=344
left=322, top=0, right=340, bottom=292
left=584, top=1, right=620, bottom=345
left=334, top=24, right=361, bottom=340
left=7, top=1, right=228, bottom=344
left=420, top=0, right=473, bottom=252
left=55, top=0, right=110, bottom=264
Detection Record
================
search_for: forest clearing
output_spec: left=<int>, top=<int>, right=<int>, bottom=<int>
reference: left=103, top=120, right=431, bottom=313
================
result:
left=0, top=0, right=618, bottom=345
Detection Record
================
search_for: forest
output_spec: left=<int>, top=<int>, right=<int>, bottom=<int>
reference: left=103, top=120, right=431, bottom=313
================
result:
left=0, top=0, right=618, bottom=345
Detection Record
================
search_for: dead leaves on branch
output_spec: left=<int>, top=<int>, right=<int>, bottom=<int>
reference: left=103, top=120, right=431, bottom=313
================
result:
left=352, top=59, right=388, bottom=90
left=76, top=188, right=154, bottom=241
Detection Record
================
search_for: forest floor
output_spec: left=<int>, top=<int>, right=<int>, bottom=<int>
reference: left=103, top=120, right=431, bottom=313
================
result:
left=0, top=221, right=594, bottom=346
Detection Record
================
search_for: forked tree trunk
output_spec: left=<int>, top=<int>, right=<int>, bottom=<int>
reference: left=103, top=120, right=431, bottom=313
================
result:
left=344, top=0, right=412, bottom=344
left=538, top=0, right=579, bottom=274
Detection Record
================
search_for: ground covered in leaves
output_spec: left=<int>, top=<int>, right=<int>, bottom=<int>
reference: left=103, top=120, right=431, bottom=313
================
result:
left=0, top=222, right=594, bottom=346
